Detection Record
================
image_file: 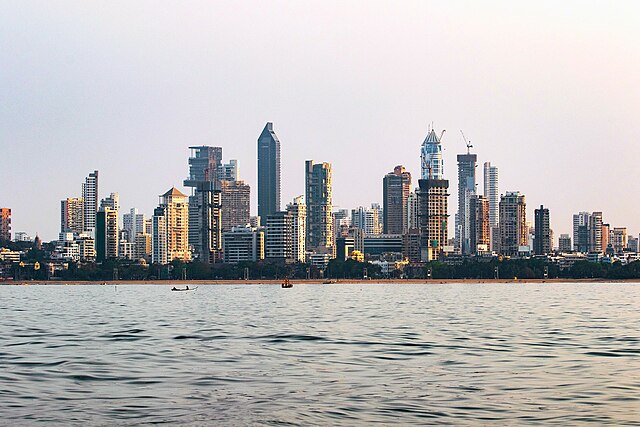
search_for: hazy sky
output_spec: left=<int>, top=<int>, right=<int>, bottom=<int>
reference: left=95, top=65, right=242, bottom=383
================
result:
left=1, top=1, right=639, bottom=242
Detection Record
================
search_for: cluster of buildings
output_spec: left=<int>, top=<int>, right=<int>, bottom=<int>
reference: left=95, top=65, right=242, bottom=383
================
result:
left=2, top=122, right=640, bottom=276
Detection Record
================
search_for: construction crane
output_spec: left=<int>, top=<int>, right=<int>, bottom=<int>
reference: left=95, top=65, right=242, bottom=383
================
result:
left=460, top=130, right=473, bottom=154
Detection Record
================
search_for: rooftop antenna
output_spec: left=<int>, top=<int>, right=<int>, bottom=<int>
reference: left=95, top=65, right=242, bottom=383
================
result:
left=460, top=130, right=473, bottom=154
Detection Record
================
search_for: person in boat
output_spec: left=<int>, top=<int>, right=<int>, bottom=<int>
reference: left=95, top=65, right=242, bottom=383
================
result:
left=172, top=287, right=178, bottom=291
left=186, top=285, right=189, bottom=290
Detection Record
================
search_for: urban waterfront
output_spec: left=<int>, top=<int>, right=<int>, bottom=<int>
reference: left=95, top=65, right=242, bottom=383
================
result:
left=1, top=283, right=639, bottom=425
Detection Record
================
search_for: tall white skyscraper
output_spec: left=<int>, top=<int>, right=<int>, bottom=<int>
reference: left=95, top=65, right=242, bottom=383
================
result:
left=123, top=208, right=146, bottom=243
left=82, top=170, right=99, bottom=236
left=483, top=163, right=499, bottom=227
left=457, top=153, right=477, bottom=255
left=287, top=196, right=307, bottom=263
left=421, top=127, right=444, bottom=180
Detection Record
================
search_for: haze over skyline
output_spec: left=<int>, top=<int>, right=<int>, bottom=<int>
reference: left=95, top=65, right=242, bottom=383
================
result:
left=2, top=1, right=639, bottom=241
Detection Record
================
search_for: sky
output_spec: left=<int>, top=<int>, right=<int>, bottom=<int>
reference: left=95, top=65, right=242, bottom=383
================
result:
left=1, top=0, right=639, bottom=242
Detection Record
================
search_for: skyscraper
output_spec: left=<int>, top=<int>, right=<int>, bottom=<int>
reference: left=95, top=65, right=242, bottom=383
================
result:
left=469, top=195, right=490, bottom=254
left=383, top=165, right=412, bottom=234
left=352, top=205, right=382, bottom=235
left=61, top=198, right=84, bottom=235
left=573, top=212, right=591, bottom=252
left=220, top=180, right=251, bottom=232
left=421, top=127, right=444, bottom=179
left=457, top=152, right=477, bottom=255
left=483, top=162, right=499, bottom=248
left=305, top=160, right=333, bottom=254
left=0, top=208, right=11, bottom=242
left=286, top=196, right=306, bottom=263
left=534, top=205, right=551, bottom=255
left=265, top=211, right=294, bottom=262
left=257, top=122, right=281, bottom=219
left=184, top=146, right=223, bottom=189
left=407, top=190, right=419, bottom=230
left=153, top=187, right=191, bottom=264
left=589, top=212, right=603, bottom=253
left=122, top=208, right=145, bottom=243
left=96, top=207, right=119, bottom=261
left=82, top=170, right=98, bottom=235
left=189, top=182, right=222, bottom=263
left=499, top=192, right=527, bottom=257
left=559, top=234, right=572, bottom=252
left=217, top=159, right=239, bottom=182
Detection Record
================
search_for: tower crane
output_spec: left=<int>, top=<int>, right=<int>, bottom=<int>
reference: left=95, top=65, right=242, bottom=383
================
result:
left=460, top=130, right=473, bottom=154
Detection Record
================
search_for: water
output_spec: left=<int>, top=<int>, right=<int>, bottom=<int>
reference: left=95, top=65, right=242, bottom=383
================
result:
left=1, top=282, right=640, bottom=426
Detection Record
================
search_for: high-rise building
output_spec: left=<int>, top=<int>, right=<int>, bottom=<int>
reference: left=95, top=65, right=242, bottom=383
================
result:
left=534, top=205, right=551, bottom=255
left=222, top=225, right=264, bottom=264
left=457, top=153, right=477, bottom=255
left=184, top=146, right=223, bottom=189
left=417, top=178, right=449, bottom=262
left=499, top=192, right=527, bottom=257
left=352, top=205, right=382, bottom=235
left=627, top=236, right=638, bottom=253
left=421, top=127, right=444, bottom=180
left=96, top=208, right=119, bottom=261
left=122, top=208, right=145, bottom=243
left=469, top=195, right=490, bottom=254
left=407, top=189, right=419, bottom=231
left=135, top=233, right=152, bottom=261
left=217, top=160, right=239, bottom=182
left=383, top=165, right=412, bottom=234
left=589, top=212, right=603, bottom=253
left=305, top=160, right=333, bottom=254
left=559, top=234, right=572, bottom=252
left=100, top=193, right=119, bottom=211
left=601, top=223, right=610, bottom=253
left=611, top=227, right=627, bottom=254
left=286, top=196, right=307, bottom=263
left=189, top=182, right=222, bottom=263
left=573, top=212, right=591, bottom=252
left=61, top=198, right=84, bottom=235
left=220, top=180, right=251, bottom=232
left=257, top=122, right=281, bottom=219
left=0, top=208, right=11, bottom=242
left=153, top=187, right=190, bottom=264
left=483, top=162, right=499, bottom=249
left=265, top=211, right=294, bottom=262
left=82, top=170, right=99, bottom=235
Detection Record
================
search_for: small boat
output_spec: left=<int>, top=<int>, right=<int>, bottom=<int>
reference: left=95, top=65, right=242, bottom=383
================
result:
left=281, top=278, right=293, bottom=288
left=171, top=286, right=197, bottom=292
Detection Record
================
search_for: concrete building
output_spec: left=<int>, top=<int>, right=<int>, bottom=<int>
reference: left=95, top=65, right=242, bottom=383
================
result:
left=265, top=211, right=294, bottom=262
left=61, top=198, right=84, bottom=235
left=0, top=208, right=11, bottom=242
left=534, top=205, right=551, bottom=255
left=220, top=180, right=251, bottom=232
left=611, top=227, right=627, bottom=254
left=573, top=212, right=591, bottom=252
left=189, top=182, right=222, bottom=263
left=499, top=192, right=527, bottom=257
left=589, top=212, right=603, bottom=254
left=14, top=232, right=31, bottom=242
left=627, top=235, right=638, bottom=253
left=559, top=234, right=572, bottom=252
left=217, top=159, right=239, bottom=182
left=352, top=205, right=382, bottom=236
left=421, top=127, right=444, bottom=180
left=483, top=162, right=499, bottom=250
left=456, top=152, right=477, bottom=255
left=257, top=122, right=281, bottom=219
left=223, top=225, right=264, bottom=263
left=407, top=190, right=419, bottom=231
left=469, top=195, right=490, bottom=254
left=286, top=196, right=306, bottom=263
left=100, top=193, right=119, bottom=211
left=602, top=223, right=611, bottom=253
left=135, top=233, right=152, bottom=261
left=417, top=178, right=449, bottom=262
left=96, top=208, right=119, bottom=261
left=152, top=187, right=190, bottom=265
left=305, top=160, right=333, bottom=255
left=82, top=170, right=99, bottom=235
left=184, top=146, right=223, bottom=189
left=383, top=165, right=412, bottom=234
left=122, top=208, right=145, bottom=243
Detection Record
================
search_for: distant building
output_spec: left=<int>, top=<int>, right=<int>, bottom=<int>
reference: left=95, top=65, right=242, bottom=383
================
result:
left=223, top=225, right=264, bottom=263
left=217, top=159, right=239, bottom=182
left=627, top=235, right=638, bottom=253
left=573, top=212, right=590, bottom=252
left=82, top=171, right=99, bottom=235
left=265, top=211, right=294, bottom=262
left=383, top=165, right=411, bottom=234
left=0, top=208, right=11, bottom=242
left=96, top=208, right=119, bottom=261
left=402, top=229, right=421, bottom=262
left=421, top=127, right=444, bottom=180
left=559, top=234, right=572, bottom=252
left=589, top=212, right=603, bottom=253
left=189, top=182, right=222, bottom=263
left=611, top=227, right=627, bottom=254
left=499, top=192, right=527, bottom=257
left=601, top=223, right=610, bottom=254
left=184, top=146, right=223, bottom=189
left=352, top=205, right=382, bottom=236
left=417, top=178, right=449, bottom=262
left=152, top=187, right=190, bottom=265
left=122, top=208, right=146, bottom=243
left=135, top=233, right=152, bottom=261
left=483, top=162, right=499, bottom=249
left=469, top=195, right=490, bottom=254
left=364, top=234, right=403, bottom=258
left=305, top=160, right=333, bottom=255
left=220, top=180, right=251, bottom=232
left=14, top=232, right=31, bottom=242
left=534, top=205, right=551, bottom=255
left=100, top=193, right=119, bottom=211
left=286, top=196, right=306, bottom=263
left=257, top=122, right=281, bottom=219
left=457, top=152, right=477, bottom=255
left=61, top=198, right=84, bottom=235
left=407, top=189, right=419, bottom=231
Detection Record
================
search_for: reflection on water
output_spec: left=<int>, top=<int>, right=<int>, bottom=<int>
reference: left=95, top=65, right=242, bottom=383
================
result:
left=1, top=282, right=640, bottom=425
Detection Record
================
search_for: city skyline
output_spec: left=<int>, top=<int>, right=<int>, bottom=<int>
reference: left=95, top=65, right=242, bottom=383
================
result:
left=2, top=2, right=640, bottom=240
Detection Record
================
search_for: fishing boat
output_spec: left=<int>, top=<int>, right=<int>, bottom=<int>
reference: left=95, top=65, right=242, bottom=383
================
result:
left=171, top=286, right=197, bottom=292
left=281, top=278, right=293, bottom=288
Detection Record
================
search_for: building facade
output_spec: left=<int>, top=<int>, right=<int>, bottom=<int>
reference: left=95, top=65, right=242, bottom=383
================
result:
left=469, top=195, right=490, bottom=254
left=417, top=178, right=449, bottom=262
left=223, top=225, right=264, bottom=264
left=559, top=234, right=572, bottom=252
left=0, top=208, right=11, bottom=241
left=257, top=122, right=281, bottom=219
left=82, top=170, right=99, bottom=235
left=456, top=153, right=477, bottom=255
left=305, top=160, right=333, bottom=254
left=383, top=165, right=412, bottom=234
left=533, top=205, right=551, bottom=255
left=220, top=180, right=251, bottom=232
left=499, top=192, right=527, bottom=257
left=421, top=127, right=444, bottom=180
left=61, top=197, right=84, bottom=235
left=265, top=211, right=294, bottom=262
left=153, top=187, right=191, bottom=264
left=286, top=196, right=307, bottom=263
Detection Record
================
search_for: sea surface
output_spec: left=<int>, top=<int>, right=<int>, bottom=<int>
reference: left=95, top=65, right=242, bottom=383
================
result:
left=1, top=282, right=640, bottom=426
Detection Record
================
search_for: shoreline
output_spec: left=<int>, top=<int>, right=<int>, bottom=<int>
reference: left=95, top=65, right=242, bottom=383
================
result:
left=1, top=278, right=639, bottom=286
